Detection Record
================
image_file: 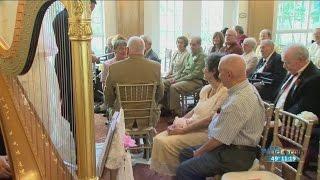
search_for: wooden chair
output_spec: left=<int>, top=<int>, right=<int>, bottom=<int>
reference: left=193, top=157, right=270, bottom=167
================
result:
left=270, top=108, right=316, bottom=179
left=179, top=87, right=202, bottom=115
left=115, top=83, right=159, bottom=160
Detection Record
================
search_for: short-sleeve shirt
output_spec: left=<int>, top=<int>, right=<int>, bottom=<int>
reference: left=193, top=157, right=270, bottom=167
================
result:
left=208, top=80, right=265, bottom=147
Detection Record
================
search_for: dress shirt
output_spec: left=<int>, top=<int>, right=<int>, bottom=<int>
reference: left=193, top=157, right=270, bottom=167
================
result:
left=276, top=62, right=310, bottom=109
left=256, top=51, right=274, bottom=73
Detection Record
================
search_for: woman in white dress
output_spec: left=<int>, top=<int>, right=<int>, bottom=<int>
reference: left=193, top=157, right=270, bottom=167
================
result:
left=150, top=53, right=228, bottom=176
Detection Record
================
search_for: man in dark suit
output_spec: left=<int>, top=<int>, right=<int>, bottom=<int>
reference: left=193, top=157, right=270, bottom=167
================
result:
left=275, top=44, right=320, bottom=170
left=251, top=39, right=287, bottom=102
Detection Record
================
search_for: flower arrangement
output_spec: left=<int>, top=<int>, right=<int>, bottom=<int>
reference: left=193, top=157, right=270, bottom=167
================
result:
left=295, top=111, right=318, bottom=127
left=123, top=134, right=137, bottom=149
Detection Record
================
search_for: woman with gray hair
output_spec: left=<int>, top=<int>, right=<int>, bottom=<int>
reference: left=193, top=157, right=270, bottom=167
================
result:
left=242, top=37, right=258, bottom=77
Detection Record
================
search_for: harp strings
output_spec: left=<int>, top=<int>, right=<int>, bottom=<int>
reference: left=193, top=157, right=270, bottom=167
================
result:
left=16, top=1, right=76, bottom=177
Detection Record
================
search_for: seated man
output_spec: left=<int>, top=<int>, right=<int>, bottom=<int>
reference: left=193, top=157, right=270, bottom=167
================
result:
left=234, top=25, right=247, bottom=45
left=104, top=36, right=164, bottom=122
left=219, top=29, right=243, bottom=55
left=255, top=29, right=281, bottom=59
left=176, top=54, right=265, bottom=180
left=274, top=44, right=320, bottom=169
left=167, top=36, right=206, bottom=116
left=140, top=35, right=161, bottom=63
left=150, top=54, right=228, bottom=176
left=251, top=39, right=287, bottom=102
left=308, top=27, right=320, bottom=68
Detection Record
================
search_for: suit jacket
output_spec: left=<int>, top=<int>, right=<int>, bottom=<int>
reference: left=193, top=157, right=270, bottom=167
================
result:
left=104, top=55, right=164, bottom=111
left=145, top=49, right=161, bottom=63
left=252, top=52, right=287, bottom=102
left=280, top=62, right=320, bottom=123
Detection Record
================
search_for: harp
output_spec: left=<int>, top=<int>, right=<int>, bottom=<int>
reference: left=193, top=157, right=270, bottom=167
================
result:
left=0, top=0, right=100, bottom=179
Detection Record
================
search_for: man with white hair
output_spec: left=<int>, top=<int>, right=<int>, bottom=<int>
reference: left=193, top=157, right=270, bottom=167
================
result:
left=140, top=35, right=161, bottom=63
left=220, top=29, right=243, bottom=55
left=308, top=27, right=320, bottom=68
left=176, top=54, right=265, bottom=179
left=251, top=39, right=287, bottom=102
left=104, top=36, right=164, bottom=121
left=274, top=44, right=320, bottom=170
left=242, top=37, right=258, bottom=77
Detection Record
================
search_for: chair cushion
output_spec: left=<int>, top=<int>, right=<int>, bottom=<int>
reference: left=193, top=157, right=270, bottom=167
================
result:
left=221, top=171, right=284, bottom=180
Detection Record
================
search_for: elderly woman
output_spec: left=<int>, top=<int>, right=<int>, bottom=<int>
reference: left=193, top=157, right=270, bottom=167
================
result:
left=207, top=32, right=224, bottom=54
left=150, top=53, right=228, bottom=176
left=101, top=39, right=127, bottom=89
left=242, top=37, right=258, bottom=77
left=165, top=36, right=190, bottom=79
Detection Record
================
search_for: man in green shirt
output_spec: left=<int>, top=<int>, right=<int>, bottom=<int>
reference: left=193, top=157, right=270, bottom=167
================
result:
left=167, top=36, right=206, bottom=116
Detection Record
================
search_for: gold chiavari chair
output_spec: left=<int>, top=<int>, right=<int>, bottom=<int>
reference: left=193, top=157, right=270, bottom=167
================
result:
left=270, top=108, right=315, bottom=179
left=115, top=83, right=159, bottom=160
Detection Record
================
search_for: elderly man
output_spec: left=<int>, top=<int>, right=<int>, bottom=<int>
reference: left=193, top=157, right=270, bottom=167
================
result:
left=104, top=36, right=164, bottom=119
left=220, top=29, right=243, bottom=55
left=242, top=37, right=258, bottom=77
left=140, top=35, right=161, bottom=63
left=251, top=39, right=287, bottom=102
left=309, top=27, right=320, bottom=68
left=234, top=25, right=247, bottom=45
left=255, top=29, right=281, bottom=59
left=274, top=44, right=320, bottom=170
left=167, top=36, right=206, bottom=116
left=175, top=54, right=265, bottom=180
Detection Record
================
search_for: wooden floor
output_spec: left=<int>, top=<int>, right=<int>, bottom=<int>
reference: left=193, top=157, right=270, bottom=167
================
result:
left=94, top=114, right=317, bottom=180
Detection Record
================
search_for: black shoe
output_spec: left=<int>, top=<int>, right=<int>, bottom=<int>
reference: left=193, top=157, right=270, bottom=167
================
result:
left=94, top=105, right=106, bottom=114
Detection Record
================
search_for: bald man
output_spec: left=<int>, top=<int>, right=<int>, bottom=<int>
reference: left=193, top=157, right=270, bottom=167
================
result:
left=104, top=36, right=164, bottom=124
left=220, top=29, right=243, bottom=55
left=176, top=54, right=265, bottom=180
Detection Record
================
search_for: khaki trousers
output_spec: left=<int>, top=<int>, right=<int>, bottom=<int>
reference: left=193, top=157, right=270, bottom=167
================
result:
left=169, top=80, right=203, bottom=115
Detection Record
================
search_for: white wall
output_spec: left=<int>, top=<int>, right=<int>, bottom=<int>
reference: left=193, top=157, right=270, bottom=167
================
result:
left=104, top=1, right=117, bottom=38
left=144, top=1, right=160, bottom=54
left=143, top=0, right=240, bottom=54
left=182, top=1, right=202, bottom=37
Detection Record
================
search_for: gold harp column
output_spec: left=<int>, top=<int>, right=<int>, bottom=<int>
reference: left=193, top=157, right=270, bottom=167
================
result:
left=61, top=1, right=96, bottom=179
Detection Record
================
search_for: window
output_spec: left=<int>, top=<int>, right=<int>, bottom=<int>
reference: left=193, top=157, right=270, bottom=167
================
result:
left=201, top=1, right=224, bottom=51
left=159, top=1, right=183, bottom=72
left=275, top=1, right=320, bottom=48
left=91, top=1, right=105, bottom=55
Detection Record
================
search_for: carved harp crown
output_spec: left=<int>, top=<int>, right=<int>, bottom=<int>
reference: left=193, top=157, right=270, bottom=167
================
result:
left=0, top=0, right=96, bottom=179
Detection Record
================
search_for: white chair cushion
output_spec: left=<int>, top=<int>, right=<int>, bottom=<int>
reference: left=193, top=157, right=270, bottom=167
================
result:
left=222, top=171, right=284, bottom=180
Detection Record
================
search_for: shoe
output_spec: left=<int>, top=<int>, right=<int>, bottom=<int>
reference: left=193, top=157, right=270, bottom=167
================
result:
left=94, top=104, right=106, bottom=114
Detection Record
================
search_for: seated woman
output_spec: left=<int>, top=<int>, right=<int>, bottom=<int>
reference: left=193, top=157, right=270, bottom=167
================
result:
left=150, top=53, right=228, bottom=176
left=207, top=32, right=224, bottom=55
left=101, top=39, right=127, bottom=89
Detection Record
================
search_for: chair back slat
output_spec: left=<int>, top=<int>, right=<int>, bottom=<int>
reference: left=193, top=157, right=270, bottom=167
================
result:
left=115, top=83, right=157, bottom=129
left=272, top=108, right=315, bottom=179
